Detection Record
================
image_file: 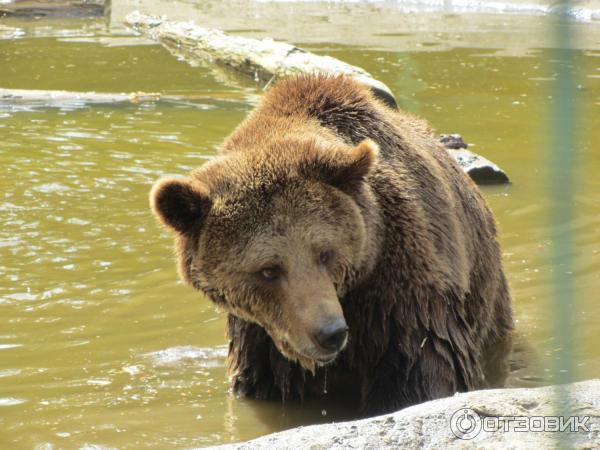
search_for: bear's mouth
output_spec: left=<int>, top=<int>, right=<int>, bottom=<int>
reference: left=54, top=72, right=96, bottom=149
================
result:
left=314, top=353, right=338, bottom=366
left=276, top=338, right=339, bottom=371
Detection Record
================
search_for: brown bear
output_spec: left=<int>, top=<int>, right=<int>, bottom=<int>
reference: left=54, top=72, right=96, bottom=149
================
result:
left=150, top=74, right=513, bottom=416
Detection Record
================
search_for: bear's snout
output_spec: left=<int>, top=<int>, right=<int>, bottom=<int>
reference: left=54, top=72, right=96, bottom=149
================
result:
left=314, top=318, right=348, bottom=354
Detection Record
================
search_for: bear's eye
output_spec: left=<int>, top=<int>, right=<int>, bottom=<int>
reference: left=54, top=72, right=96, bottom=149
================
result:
left=319, top=250, right=334, bottom=266
left=260, top=267, right=281, bottom=281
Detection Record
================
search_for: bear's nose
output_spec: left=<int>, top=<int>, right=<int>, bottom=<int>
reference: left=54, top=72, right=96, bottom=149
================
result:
left=315, top=318, right=349, bottom=353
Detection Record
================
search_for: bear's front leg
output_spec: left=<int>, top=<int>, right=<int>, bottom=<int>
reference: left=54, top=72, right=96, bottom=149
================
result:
left=227, top=314, right=308, bottom=401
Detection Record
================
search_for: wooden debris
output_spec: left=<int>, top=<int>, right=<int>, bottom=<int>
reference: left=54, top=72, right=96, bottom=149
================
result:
left=124, top=11, right=397, bottom=108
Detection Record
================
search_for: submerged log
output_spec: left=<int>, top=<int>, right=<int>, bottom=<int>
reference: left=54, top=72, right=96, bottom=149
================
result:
left=0, top=0, right=107, bottom=18
left=0, top=88, right=165, bottom=109
left=0, top=88, right=157, bottom=104
left=0, top=88, right=248, bottom=110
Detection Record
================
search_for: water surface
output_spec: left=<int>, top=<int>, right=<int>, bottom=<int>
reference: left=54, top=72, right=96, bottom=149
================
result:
left=1, top=15, right=599, bottom=450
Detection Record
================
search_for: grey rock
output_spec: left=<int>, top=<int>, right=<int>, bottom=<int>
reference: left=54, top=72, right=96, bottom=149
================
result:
left=440, top=133, right=469, bottom=150
left=207, top=379, right=600, bottom=450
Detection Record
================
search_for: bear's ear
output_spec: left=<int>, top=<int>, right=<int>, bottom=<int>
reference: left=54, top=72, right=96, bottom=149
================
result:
left=338, top=138, right=379, bottom=183
left=303, top=139, right=379, bottom=190
left=150, top=178, right=211, bottom=234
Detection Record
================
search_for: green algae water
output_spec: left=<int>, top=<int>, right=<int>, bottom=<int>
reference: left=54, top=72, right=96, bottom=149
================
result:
left=1, top=14, right=600, bottom=450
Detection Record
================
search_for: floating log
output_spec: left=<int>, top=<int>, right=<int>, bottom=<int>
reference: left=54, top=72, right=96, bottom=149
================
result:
left=124, top=11, right=397, bottom=109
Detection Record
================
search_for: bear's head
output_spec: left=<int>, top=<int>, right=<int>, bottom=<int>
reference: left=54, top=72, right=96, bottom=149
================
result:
left=150, top=138, right=379, bottom=371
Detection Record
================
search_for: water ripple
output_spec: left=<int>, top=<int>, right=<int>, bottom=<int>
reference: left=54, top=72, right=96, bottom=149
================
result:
left=143, top=345, right=228, bottom=368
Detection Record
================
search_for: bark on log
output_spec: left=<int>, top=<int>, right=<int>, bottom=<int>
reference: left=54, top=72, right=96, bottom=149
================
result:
left=124, top=11, right=397, bottom=109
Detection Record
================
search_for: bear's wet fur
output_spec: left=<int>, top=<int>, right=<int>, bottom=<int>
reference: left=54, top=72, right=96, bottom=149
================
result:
left=151, top=74, right=513, bottom=415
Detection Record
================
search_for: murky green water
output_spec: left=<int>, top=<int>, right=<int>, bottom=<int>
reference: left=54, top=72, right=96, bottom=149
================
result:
left=1, top=18, right=599, bottom=450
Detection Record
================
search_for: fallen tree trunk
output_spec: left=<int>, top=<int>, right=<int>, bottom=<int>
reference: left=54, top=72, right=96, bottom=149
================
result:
left=124, top=11, right=398, bottom=109
left=124, top=11, right=509, bottom=185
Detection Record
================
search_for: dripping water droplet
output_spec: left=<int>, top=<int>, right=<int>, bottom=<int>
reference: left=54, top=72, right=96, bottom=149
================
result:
left=323, top=368, right=328, bottom=394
